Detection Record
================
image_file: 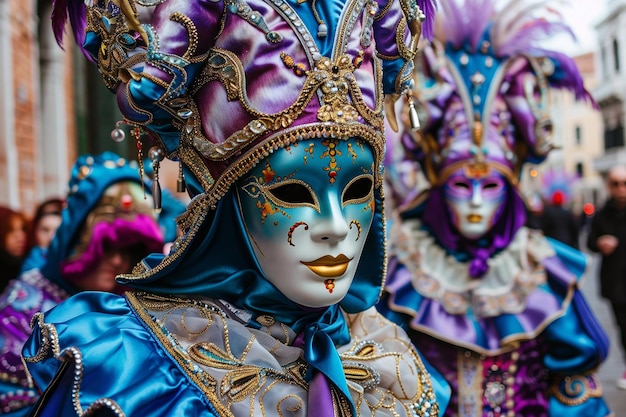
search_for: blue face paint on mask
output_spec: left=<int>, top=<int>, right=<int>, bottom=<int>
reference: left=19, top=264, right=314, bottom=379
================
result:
left=237, top=137, right=375, bottom=307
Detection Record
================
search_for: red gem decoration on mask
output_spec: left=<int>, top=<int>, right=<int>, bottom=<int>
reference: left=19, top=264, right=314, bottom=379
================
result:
left=120, top=194, right=134, bottom=211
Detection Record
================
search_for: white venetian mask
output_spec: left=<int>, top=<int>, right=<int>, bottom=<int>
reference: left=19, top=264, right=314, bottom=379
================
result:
left=237, top=138, right=376, bottom=308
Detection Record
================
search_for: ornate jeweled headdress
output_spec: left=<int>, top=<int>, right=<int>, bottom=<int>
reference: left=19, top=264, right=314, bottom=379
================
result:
left=401, top=0, right=595, bottom=186
left=53, top=0, right=434, bottom=207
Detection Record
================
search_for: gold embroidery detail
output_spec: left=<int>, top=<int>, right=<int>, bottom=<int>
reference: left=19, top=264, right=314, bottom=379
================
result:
left=550, top=373, right=603, bottom=406
left=170, top=13, right=199, bottom=60
left=187, top=49, right=383, bottom=163
left=85, top=5, right=147, bottom=90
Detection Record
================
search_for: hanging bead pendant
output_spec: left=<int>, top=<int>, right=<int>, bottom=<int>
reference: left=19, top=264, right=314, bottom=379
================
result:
left=317, top=22, right=327, bottom=38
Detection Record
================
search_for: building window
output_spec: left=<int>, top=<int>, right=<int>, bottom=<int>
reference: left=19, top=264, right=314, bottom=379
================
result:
left=614, top=38, right=620, bottom=73
left=604, top=123, right=625, bottom=150
left=576, top=162, right=584, bottom=177
left=575, top=125, right=581, bottom=145
left=602, top=46, right=608, bottom=78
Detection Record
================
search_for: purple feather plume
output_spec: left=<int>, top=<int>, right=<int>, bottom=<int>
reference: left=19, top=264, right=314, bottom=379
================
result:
left=51, top=0, right=90, bottom=60
left=432, top=0, right=596, bottom=103
left=417, top=0, right=438, bottom=40
left=542, top=50, right=599, bottom=109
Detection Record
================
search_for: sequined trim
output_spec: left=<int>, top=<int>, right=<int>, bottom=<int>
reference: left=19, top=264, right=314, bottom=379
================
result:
left=332, top=0, right=367, bottom=59
left=31, top=347, right=126, bottom=417
left=23, top=313, right=60, bottom=363
left=268, top=0, right=323, bottom=61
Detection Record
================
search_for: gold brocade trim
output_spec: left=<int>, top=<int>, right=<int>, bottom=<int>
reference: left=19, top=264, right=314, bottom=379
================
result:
left=395, top=18, right=416, bottom=61
left=340, top=332, right=439, bottom=416
left=394, top=59, right=414, bottom=94
left=187, top=49, right=383, bottom=163
left=187, top=122, right=385, bottom=203
left=176, top=142, right=215, bottom=192
left=125, top=292, right=231, bottom=416
left=434, top=159, right=520, bottom=187
left=126, top=292, right=320, bottom=415
left=170, top=13, right=199, bottom=61
left=332, top=0, right=366, bottom=60
left=128, top=293, right=437, bottom=416
left=373, top=0, right=393, bottom=20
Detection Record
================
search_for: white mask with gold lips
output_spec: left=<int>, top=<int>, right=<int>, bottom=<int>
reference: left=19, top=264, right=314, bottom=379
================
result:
left=237, top=137, right=375, bottom=308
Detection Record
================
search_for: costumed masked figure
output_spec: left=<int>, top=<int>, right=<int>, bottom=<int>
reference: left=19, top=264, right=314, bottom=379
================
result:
left=22, top=0, right=449, bottom=416
left=0, top=152, right=164, bottom=416
left=378, top=1, right=611, bottom=416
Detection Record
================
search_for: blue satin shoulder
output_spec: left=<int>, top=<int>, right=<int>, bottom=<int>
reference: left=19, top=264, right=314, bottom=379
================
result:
left=23, top=292, right=220, bottom=416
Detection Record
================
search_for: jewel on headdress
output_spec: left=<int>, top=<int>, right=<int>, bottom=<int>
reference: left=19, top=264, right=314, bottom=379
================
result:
left=177, top=160, right=186, bottom=193
left=149, top=146, right=166, bottom=214
left=111, top=121, right=126, bottom=142
left=78, top=165, right=92, bottom=180
left=464, top=161, right=490, bottom=179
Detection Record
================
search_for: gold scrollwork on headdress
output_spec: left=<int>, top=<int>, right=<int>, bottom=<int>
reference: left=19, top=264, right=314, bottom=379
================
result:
left=85, top=5, right=147, bottom=90
left=185, top=49, right=383, bottom=162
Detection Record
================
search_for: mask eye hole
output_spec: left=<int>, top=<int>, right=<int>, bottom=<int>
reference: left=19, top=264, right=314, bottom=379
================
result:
left=481, top=178, right=505, bottom=195
left=265, top=181, right=318, bottom=209
left=342, top=175, right=374, bottom=206
left=453, top=181, right=470, bottom=189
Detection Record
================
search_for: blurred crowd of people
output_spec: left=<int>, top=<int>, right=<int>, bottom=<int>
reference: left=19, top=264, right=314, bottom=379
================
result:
left=0, top=198, right=64, bottom=292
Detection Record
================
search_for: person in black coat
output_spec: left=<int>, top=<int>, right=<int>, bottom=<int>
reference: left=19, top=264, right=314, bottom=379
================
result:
left=540, top=190, right=580, bottom=249
left=587, top=165, right=626, bottom=389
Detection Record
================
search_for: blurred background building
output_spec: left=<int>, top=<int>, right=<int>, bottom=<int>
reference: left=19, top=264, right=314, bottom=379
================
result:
left=593, top=0, right=626, bottom=194
left=524, top=52, right=605, bottom=215
left=0, top=1, right=130, bottom=214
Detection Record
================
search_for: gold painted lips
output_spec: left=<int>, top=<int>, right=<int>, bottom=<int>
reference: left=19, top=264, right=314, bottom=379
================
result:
left=301, top=254, right=352, bottom=278
left=467, top=214, right=483, bottom=223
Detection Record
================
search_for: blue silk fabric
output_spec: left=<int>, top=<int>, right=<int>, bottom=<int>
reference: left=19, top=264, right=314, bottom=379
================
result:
left=24, top=292, right=220, bottom=416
